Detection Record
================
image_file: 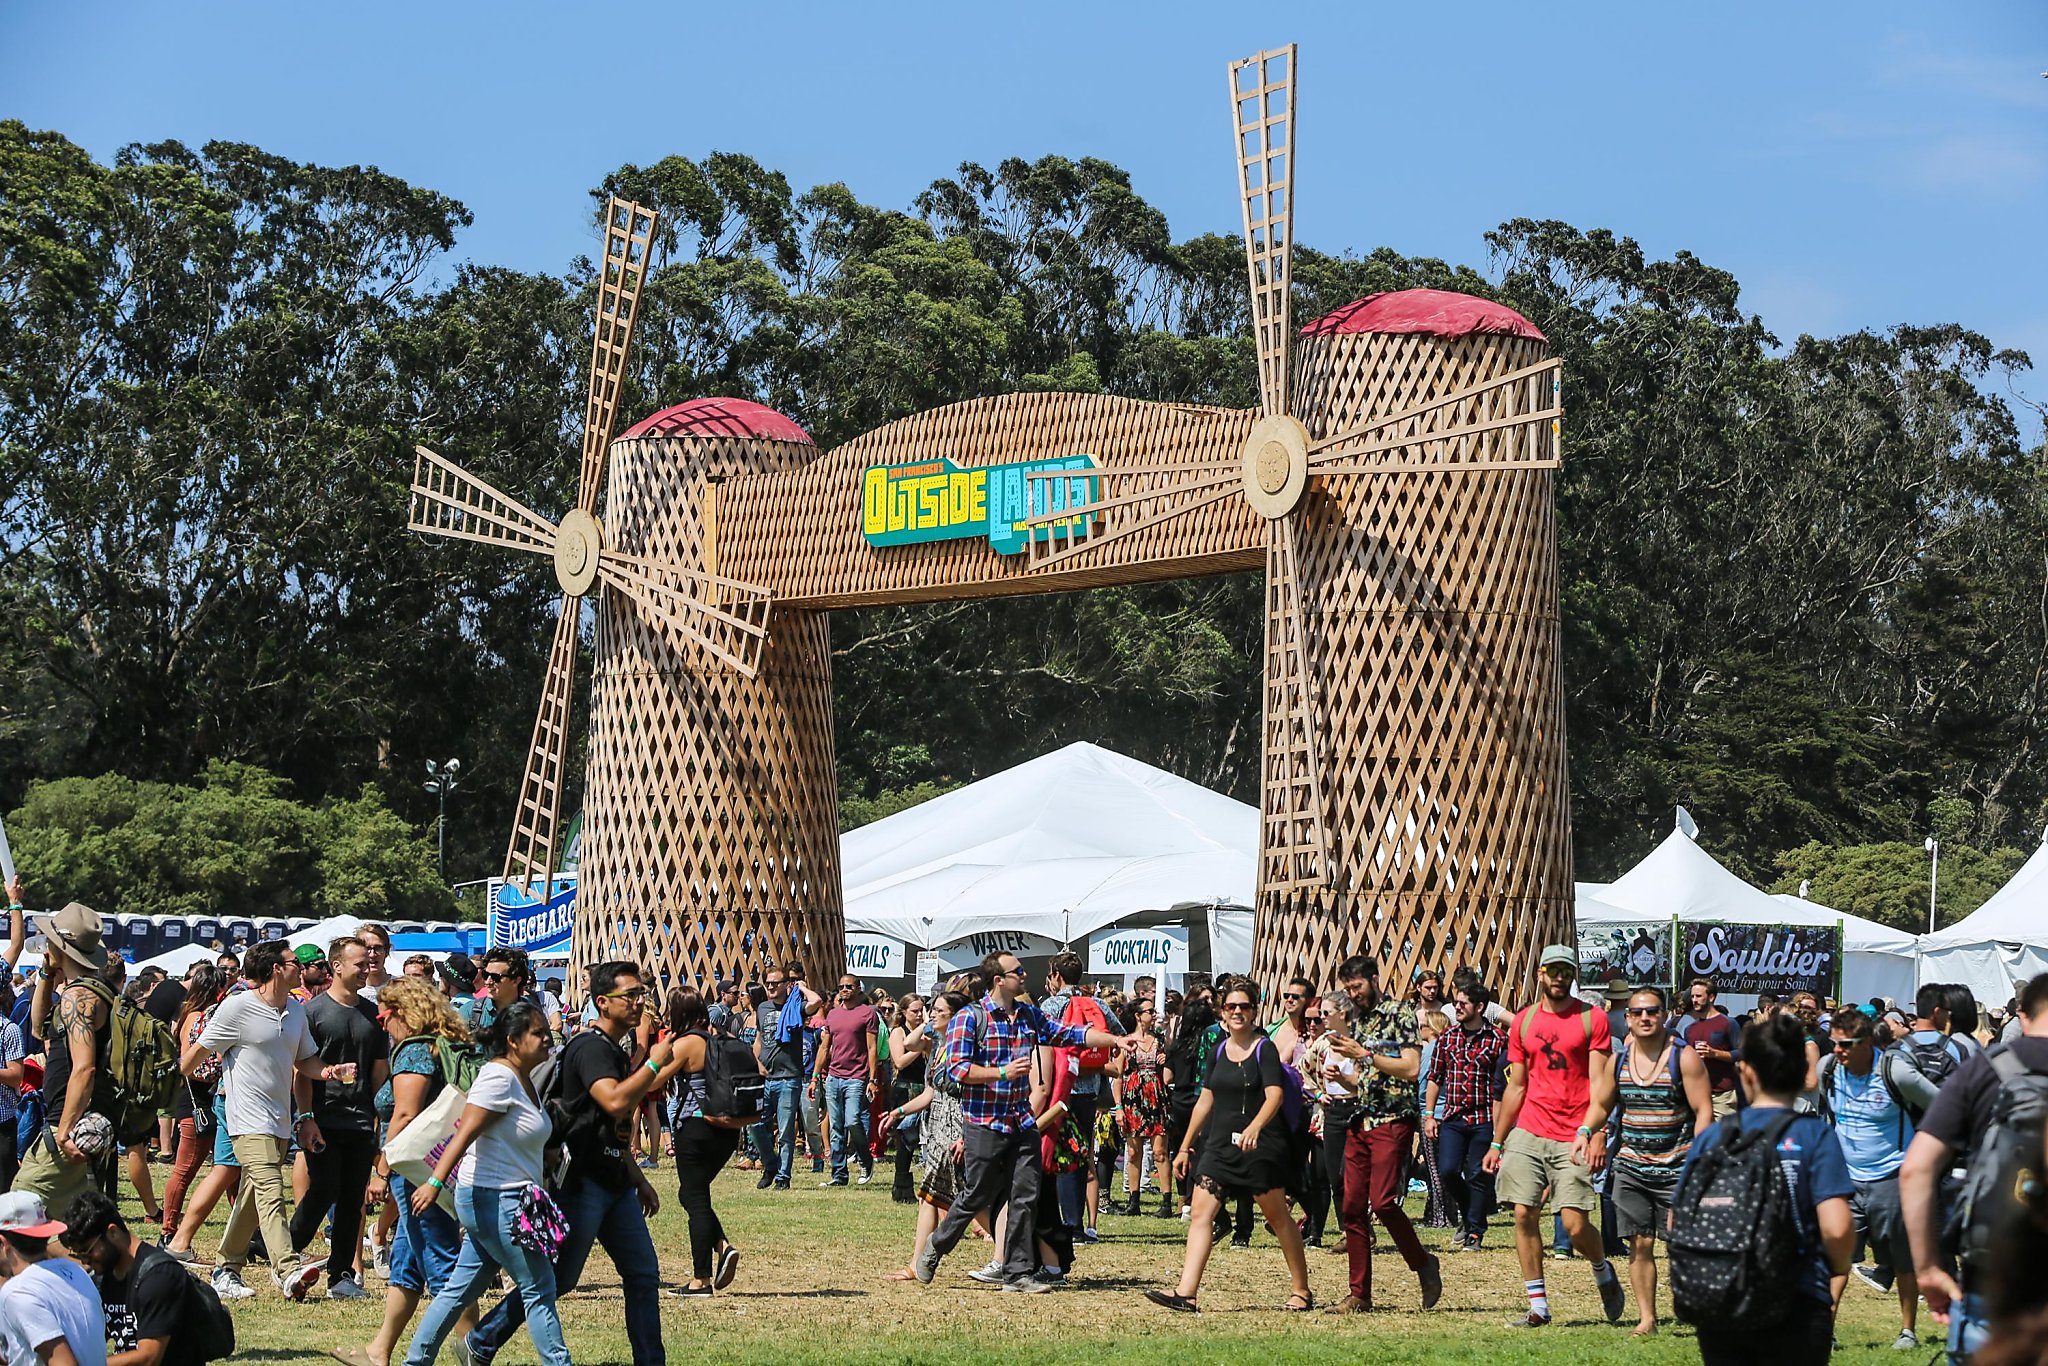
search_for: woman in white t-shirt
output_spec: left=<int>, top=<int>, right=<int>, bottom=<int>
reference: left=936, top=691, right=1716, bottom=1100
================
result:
left=402, top=1002, right=568, bottom=1366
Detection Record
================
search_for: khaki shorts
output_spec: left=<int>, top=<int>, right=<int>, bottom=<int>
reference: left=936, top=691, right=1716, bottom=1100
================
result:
left=1496, top=1128, right=1597, bottom=1212
left=1710, top=1090, right=1739, bottom=1119
left=14, top=1135, right=100, bottom=1223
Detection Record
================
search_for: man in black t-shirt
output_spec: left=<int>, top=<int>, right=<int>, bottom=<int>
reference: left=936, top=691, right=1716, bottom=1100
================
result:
left=468, top=961, right=672, bottom=1366
left=1902, top=971, right=2048, bottom=1365
left=290, top=936, right=388, bottom=1299
left=70, top=1189, right=226, bottom=1366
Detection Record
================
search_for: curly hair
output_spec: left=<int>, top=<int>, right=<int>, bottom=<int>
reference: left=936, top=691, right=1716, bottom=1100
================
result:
left=377, top=977, right=472, bottom=1045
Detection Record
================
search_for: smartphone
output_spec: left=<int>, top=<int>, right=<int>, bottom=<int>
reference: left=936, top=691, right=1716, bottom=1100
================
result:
left=1230, top=1130, right=1244, bottom=1147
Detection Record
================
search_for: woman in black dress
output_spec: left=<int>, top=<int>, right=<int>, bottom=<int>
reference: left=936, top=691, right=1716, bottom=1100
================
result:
left=1144, top=981, right=1313, bottom=1313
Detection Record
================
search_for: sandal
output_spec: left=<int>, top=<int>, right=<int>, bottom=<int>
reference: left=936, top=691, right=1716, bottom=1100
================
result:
left=1283, top=1292, right=1316, bottom=1312
left=1144, top=1289, right=1200, bottom=1314
left=882, top=1267, right=918, bottom=1281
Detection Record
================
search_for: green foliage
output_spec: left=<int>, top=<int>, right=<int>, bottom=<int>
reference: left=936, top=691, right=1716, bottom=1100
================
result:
left=7, top=764, right=452, bottom=922
left=1771, top=840, right=2027, bottom=932
left=3, top=129, right=2043, bottom=908
left=839, top=781, right=959, bottom=834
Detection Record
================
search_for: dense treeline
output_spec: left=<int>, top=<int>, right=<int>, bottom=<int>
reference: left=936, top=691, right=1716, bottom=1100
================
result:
left=2, top=125, right=2041, bottom=930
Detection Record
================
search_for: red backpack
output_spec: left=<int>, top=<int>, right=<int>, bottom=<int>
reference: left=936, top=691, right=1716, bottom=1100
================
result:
left=1060, top=993, right=1112, bottom=1073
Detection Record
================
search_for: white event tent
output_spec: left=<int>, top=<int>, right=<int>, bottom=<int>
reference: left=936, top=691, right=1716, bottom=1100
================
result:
left=841, top=742, right=1255, bottom=976
left=1918, top=840, right=2048, bottom=1004
left=1581, top=829, right=1919, bottom=1007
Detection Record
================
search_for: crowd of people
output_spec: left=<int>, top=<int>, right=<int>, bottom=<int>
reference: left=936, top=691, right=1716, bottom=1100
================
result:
left=2, top=874, right=2047, bottom=1366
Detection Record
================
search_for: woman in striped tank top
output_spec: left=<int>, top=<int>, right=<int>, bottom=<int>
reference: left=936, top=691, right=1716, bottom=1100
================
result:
left=1606, top=986, right=1714, bottom=1337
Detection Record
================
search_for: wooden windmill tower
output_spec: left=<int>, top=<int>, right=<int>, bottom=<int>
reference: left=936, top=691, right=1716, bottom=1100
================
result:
left=409, top=44, right=1574, bottom=998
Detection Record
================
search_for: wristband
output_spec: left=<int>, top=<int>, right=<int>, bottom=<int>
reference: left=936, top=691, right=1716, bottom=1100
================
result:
left=1574, top=1126, right=1593, bottom=1137
left=428, top=1176, right=446, bottom=1191
left=1488, top=1141, right=1504, bottom=1151
left=295, top=1111, right=315, bottom=1124
left=6, top=903, right=22, bottom=912
left=644, top=1058, right=660, bottom=1075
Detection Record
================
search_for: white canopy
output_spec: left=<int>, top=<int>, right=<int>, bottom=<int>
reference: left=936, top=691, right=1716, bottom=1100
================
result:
left=1918, top=840, right=2048, bottom=1004
left=841, top=742, right=1254, bottom=973
left=131, top=942, right=218, bottom=976
left=1583, top=830, right=1918, bottom=1005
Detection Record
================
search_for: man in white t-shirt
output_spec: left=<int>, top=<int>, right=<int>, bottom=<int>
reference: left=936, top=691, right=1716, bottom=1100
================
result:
left=191, top=940, right=356, bottom=1303
left=0, top=1190, right=107, bottom=1366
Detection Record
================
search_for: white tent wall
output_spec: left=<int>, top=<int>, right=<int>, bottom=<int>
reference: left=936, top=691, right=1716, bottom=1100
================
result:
left=1918, top=841, right=2048, bottom=1006
left=841, top=743, right=1256, bottom=988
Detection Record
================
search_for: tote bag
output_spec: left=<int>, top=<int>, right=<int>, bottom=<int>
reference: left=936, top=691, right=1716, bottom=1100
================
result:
left=384, top=1081, right=467, bottom=1218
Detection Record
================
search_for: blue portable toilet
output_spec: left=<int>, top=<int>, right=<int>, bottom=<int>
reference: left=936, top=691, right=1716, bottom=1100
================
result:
left=257, top=919, right=288, bottom=943
left=122, top=916, right=155, bottom=961
left=224, top=918, right=256, bottom=948
left=190, top=918, right=221, bottom=948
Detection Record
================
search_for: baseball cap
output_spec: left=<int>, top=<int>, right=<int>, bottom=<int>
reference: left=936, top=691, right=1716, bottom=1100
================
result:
left=0, top=1191, right=67, bottom=1238
left=1538, top=944, right=1579, bottom=971
left=293, top=944, right=324, bottom=965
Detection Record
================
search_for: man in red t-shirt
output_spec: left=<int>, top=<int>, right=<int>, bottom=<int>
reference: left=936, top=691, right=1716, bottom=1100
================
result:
left=812, top=973, right=881, bottom=1186
left=1483, top=944, right=1624, bottom=1328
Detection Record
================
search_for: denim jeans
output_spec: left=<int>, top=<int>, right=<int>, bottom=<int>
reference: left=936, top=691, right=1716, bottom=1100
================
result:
left=753, top=1077, right=802, bottom=1183
left=403, top=1185, right=568, bottom=1366
left=1949, top=1290, right=1990, bottom=1366
left=386, top=1172, right=462, bottom=1295
left=824, top=1075, right=870, bottom=1182
left=470, top=1177, right=663, bottom=1366
left=1434, top=1118, right=1496, bottom=1240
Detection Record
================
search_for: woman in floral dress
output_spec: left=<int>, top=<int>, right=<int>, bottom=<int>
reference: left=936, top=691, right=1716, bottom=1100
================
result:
left=1118, top=998, right=1168, bottom=1215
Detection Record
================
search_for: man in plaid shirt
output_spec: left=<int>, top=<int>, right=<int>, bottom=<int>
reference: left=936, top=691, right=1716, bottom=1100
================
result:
left=912, top=950, right=1131, bottom=1293
left=1423, top=980, right=1507, bottom=1251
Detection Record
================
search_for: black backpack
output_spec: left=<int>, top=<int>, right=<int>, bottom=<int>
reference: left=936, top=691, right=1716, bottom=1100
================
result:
left=1668, top=1110, right=1805, bottom=1328
left=690, top=1028, right=765, bottom=1127
left=134, top=1248, right=234, bottom=1361
left=1900, top=1032, right=1960, bottom=1090
left=1953, top=1046, right=2048, bottom=1270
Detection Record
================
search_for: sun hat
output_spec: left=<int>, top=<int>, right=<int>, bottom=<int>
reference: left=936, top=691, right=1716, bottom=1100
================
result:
left=0, top=1191, right=67, bottom=1238
left=1538, top=944, right=1578, bottom=971
left=32, top=901, right=109, bottom=972
left=1602, top=976, right=1635, bottom=1001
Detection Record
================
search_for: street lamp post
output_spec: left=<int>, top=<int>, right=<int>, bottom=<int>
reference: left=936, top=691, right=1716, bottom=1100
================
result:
left=1924, top=836, right=1940, bottom=935
left=424, top=759, right=463, bottom=883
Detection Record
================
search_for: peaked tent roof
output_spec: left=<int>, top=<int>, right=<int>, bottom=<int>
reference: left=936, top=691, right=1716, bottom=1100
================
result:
left=1921, top=839, right=2048, bottom=951
left=1586, top=830, right=1915, bottom=957
left=841, top=742, right=1254, bottom=948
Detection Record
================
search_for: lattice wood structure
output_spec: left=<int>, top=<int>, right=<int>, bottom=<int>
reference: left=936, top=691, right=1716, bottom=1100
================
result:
left=407, top=43, right=1575, bottom=998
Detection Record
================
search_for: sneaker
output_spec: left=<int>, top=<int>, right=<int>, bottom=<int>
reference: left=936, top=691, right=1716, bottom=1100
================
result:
left=327, top=1275, right=368, bottom=1300
left=1891, top=1331, right=1918, bottom=1351
left=1419, top=1255, right=1443, bottom=1310
left=211, top=1268, right=255, bottom=1302
left=1033, top=1267, right=1065, bottom=1284
left=1000, top=1274, right=1053, bottom=1294
left=372, top=1246, right=390, bottom=1279
left=1230, top=1237, right=1251, bottom=1250
left=912, top=1244, right=941, bottom=1285
left=637, top=1156, right=658, bottom=1170
left=449, top=1333, right=474, bottom=1366
left=967, top=1260, right=1008, bottom=1284
left=819, top=1178, right=848, bottom=1188
left=162, top=1243, right=196, bottom=1265
left=857, top=1166, right=874, bottom=1185
left=771, top=1179, right=790, bottom=1191
left=1854, top=1264, right=1895, bottom=1294
left=755, top=1172, right=775, bottom=1190
left=1596, top=1269, right=1627, bottom=1324
left=284, top=1261, right=326, bottom=1302
left=1506, top=1311, right=1552, bottom=1328
left=1079, top=1227, right=1100, bottom=1244
left=666, top=1283, right=713, bottom=1298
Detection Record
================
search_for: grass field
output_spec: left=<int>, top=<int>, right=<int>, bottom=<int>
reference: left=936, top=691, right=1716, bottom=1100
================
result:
left=146, top=1164, right=1924, bottom=1365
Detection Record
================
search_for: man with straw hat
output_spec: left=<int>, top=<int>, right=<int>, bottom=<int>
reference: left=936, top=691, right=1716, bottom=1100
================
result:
left=15, top=889, right=116, bottom=1220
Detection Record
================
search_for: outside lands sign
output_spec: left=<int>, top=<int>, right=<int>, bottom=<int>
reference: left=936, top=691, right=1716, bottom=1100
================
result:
left=861, top=454, right=1098, bottom=555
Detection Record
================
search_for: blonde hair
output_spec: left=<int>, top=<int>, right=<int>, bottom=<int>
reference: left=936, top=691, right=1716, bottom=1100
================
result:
left=378, top=977, right=471, bottom=1044
left=1419, top=1009, right=1452, bottom=1042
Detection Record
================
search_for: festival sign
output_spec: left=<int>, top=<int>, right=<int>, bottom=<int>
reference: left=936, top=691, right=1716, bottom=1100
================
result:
left=1680, top=921, right=1841, bottom=997
left=844, top=932, right=906, bottom=979
left=488, top=874, right=578, bottom=956
left=1087, top=924, right=1189, bottom=976
left=932, top=929, right=1063, bottom=971
left=861, top=454, right=1099, bottom=555
left=1578, top=921, right=1674, bottom=988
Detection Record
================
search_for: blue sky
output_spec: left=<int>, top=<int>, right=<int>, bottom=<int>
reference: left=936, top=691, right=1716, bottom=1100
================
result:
left=5, top=1, right=2043, bottom=439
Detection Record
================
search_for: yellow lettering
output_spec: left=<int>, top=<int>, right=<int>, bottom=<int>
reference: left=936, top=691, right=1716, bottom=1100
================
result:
left=916, top=475, right=945, bottom=530
left=970, top=471, right=987, bottom=526
left=886, top=476, right=908, bottom=533
left=862, top=467, right=888, bottom=536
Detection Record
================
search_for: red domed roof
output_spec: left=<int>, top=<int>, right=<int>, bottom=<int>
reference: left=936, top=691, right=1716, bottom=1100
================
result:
left=1301, top=289, right=1544, bottom=342
left=618, top=397, right=813, bottom=445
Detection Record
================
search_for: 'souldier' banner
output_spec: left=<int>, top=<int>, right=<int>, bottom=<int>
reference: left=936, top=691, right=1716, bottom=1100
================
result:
left=1680, top=921, right=1841, bottom=997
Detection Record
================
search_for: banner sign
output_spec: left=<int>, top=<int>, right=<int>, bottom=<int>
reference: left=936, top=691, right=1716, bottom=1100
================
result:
left=861, top=454, right=1099, bottom=555
left=932, top=929, right=1062, bottom=971
left=1087, top=924, right=1188, bottom=976
left=488, top=875, right=578, bottom=955
left=914, top=951, right=940, bottom=996
left=1680, top=921, right=1841, bottom=997
left=1578, top=921, right=1674, bottom=988
left=845, top=933, right=906, bottom=979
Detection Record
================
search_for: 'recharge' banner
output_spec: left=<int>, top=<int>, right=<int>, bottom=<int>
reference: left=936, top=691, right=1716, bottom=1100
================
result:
left=1679, top=921, right=1841, bottom=997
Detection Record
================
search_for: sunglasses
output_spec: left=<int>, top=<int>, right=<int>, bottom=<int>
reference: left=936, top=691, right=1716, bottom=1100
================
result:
left=603, top=987, right=648, bottom=1001
left=765, top=977, right=786, bottom=987
left=482, top=970, right=519, bottom=984
left=998, top=966, right=1028, bottom=979
left=1830, top=1038, right=1864, bottom=1052
left=1281, top=991, right=1305, bottom=1001
left=1625, top=1006, right=1664, bottom=1017
left=1220, top=1000, right=1256, bottom=1012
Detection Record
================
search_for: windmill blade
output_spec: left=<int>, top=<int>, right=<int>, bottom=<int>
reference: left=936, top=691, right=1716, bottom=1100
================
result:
left=1020, top=461, right=1242, bottom=572
left=408, top=446, right=559, bottom=555
left=1231, top=44, right=1297, bottom=420
left=596, top=551, right=774, bottom=678
left=504, top=593, right=581, bottom=896
left=1262, top=515, right=1332, bottom=891
left=574, top=197, right=661, bottom=515
left=1307, top=358, right=1562, bottom=468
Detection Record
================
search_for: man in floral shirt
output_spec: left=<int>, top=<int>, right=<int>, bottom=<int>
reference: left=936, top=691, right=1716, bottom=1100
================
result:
left=1321, top=953, right=1442, bottom=1314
